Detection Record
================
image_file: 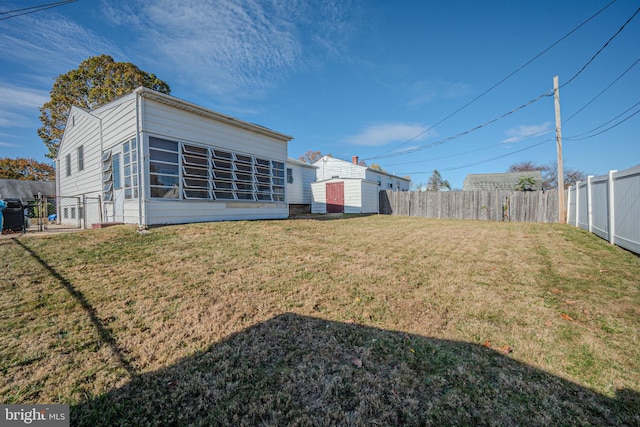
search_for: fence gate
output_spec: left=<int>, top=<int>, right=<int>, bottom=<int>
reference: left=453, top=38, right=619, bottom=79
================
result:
left=26, top=195, right=103, bottom=232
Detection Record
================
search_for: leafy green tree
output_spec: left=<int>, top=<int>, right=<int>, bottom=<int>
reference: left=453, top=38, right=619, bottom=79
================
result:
left=427, top=170, right=451, bottom=191
left=38, top=54, right=170, bottom=159
left=0, top=157, right=55, bottom=181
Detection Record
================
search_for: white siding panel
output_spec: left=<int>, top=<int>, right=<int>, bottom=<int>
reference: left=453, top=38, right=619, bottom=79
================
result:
left=343, top=180, right=362, bottom=214
left=315, top=157, right=365, bottom=181
left=311, top=182, right=327, bottom=213
left=142, top=99, right=287, bottom=160
left=144, top=200, right=288, bottom=225
left=100, top=98, right=138, bottom=151
left=287, top=161, right=316, bottom=204
left=58, top=109, right=102, bottom=198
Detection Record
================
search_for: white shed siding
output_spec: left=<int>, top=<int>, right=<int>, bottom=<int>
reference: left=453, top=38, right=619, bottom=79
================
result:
left=286, top=160, right=316, bottom=204
left=311, top=178, right=379, bottom=214
left=311, top=181, right=327, bottom=213
left=57, top=108, right=102, bottom=198
left=342, top=180, right=362, bottom=214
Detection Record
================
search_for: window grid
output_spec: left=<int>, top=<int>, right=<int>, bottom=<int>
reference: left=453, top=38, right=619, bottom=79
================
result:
left=149, top=137, right=285, bottom=201
left=123, top=138, right=139, bottom=199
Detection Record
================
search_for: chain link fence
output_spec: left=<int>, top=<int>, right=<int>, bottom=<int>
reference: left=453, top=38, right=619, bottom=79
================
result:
left=23, top=195, right=103, bottom=233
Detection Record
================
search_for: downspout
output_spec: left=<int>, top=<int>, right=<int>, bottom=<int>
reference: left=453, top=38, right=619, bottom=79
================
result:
left=136, top=92, right=145, bottom=228
left=98, top=114, right=104, bottom=222
left=55, top=158, right=60, bottom=222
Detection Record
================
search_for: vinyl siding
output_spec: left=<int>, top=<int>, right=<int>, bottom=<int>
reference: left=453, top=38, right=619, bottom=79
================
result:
left=314, top=157, right=366, bottom=181
left=286, top=160, right=316, bottom=204
left=142, top=98, right=286, bottom=160
left=311, top=178, right=379, bottom=214
left=138, top=96, right=289, bottom=225
left=57, top=107, right=102, bottom=198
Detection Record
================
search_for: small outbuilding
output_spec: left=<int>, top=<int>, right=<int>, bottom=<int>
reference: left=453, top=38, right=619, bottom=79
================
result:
left=310, top=155, right=410, bottom=214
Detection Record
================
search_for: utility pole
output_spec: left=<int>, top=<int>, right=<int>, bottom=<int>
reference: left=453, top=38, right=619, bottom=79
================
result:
left=554, top=76, right=566, bottom=223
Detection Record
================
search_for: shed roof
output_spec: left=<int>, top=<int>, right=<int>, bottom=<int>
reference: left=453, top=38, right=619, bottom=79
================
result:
left=0, top=179, right=56, bottom=200
left=463, top=171, right=543, bottom=191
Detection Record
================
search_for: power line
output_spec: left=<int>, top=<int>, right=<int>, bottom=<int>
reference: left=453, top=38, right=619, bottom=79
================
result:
left=373, top=0, right=619, bottom=157
left=364, top=91, right=551, bottom=161
left=564, top=101, right=640, bottom=140
left=382, top=127, right=552, bottom=168
left=397, top=139, right=552, bottom=175
left=560, top=6, right=640, bottom=88
left=0, top=0, right=78, bottom=21
left=564, top=56, right=640, bottom=124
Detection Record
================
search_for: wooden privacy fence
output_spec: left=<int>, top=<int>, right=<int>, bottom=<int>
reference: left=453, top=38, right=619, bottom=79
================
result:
left=380, top=189, right=560, bottom=223
left=567, top=164, right=640, bottom=255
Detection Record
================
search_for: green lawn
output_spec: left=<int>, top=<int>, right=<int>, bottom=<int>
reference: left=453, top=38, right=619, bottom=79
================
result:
left=1, top=215, right=638, bottom=425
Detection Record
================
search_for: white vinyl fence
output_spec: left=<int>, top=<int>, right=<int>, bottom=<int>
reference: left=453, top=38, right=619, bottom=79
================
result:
left=567, top=164, right=640, bottom=254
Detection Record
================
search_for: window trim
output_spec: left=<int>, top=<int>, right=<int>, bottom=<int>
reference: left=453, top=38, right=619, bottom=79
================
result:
left=77, top=146, right=84, bottom=172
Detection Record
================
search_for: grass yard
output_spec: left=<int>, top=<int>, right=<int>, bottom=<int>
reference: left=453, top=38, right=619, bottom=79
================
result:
left=1, top=215, right=639, bottom=425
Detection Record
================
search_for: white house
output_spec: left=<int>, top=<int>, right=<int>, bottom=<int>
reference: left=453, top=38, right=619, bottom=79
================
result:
left=310, top=156, right=411, bottom=214
left=56, top=87, right=293, bottom=227
left=286, top=158, right=317, bottom=214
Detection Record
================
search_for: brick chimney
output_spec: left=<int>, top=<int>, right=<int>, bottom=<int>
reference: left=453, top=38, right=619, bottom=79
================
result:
left=352, top=155, right=359, bottom=165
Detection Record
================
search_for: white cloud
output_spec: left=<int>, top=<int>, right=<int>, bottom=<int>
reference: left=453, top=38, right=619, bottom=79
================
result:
left=502, top=122, right=553, bottom=143
left=100, top=0, right=361, bottom=98
left=345, top=123, right=434, bottom=146
left=0, top=14, right=122, bottom=73
left=0, top=83, right=49, bottom=128
left=0, top=84, right=49, bottom=111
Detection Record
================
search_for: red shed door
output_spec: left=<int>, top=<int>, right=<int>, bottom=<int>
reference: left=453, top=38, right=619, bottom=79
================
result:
left=326, top=182, right=344, bottom=213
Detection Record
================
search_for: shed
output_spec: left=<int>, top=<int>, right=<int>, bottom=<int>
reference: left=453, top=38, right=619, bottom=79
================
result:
left=311, top=178, right=380, bottom=214
left=57, top=87, right=293, bottom=227
left=310, top=155, right=410, bottom=214
left=463, top=171, right=543, bottom=191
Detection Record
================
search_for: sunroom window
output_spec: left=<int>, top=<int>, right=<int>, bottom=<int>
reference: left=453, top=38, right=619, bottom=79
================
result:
left=146, top=137, right=286, bottom=202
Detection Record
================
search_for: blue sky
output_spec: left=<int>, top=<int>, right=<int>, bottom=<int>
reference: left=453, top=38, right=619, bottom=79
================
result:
left=1, top=0, right=638, bottom=189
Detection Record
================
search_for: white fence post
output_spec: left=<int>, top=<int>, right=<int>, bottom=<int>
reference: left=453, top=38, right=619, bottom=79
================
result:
left=587, top=176, right=593, bottom=233
left=574, top=181, right=580, bottom=227
left=608, top=170, right=617, bottom=245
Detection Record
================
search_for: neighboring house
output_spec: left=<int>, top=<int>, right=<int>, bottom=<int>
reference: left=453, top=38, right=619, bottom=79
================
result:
left=57, top=87, right=293, bottom=227
left=0, top=179, right=55, bottom=201
left=286, top=158, right=317, bottom=214
left=311, top=156, right=411, bottom=214
left=462, top=171, right=543, bottom=191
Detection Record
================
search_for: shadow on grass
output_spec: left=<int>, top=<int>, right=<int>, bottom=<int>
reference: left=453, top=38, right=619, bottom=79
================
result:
left=12, top=238, right=136, bottom=377
left=72, top=313, right=639, bottom=426
left=289, top=213, right=377, bottom=221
